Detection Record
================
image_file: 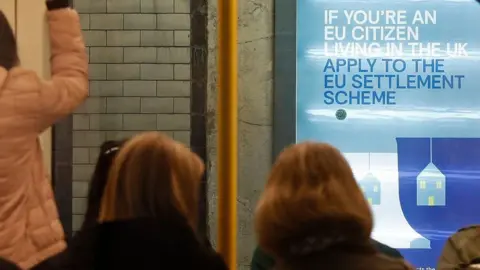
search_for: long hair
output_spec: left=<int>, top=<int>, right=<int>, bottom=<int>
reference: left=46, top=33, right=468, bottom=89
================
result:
left=255, top=142, right=373, bottom=260
left=99, top=132, right=204, bottom=230
left=81, top=140, right=125, bottom=230
left=0, top=11, right=19, bottom=70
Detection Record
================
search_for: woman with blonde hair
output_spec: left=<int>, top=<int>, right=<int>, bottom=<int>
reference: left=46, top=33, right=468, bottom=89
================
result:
left=65, top=132, right=226, bottom=270
left=255, top=142, right=412, bottom=270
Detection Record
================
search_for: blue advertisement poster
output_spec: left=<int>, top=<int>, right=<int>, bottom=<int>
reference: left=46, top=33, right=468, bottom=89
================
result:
left=296, top=0, right=480, bottom=269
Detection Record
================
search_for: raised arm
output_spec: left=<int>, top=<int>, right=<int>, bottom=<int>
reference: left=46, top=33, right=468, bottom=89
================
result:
left=37, top=1, right=88, bottom=131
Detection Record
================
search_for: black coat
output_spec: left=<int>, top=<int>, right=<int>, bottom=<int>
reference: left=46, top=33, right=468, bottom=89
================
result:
left=0, top=258, right=20, bottom=270
left=251, top=239, right=403, bottom=270
left=275, top=242, right=412, bottom=270
left=34, top=216, right=227, bottom=270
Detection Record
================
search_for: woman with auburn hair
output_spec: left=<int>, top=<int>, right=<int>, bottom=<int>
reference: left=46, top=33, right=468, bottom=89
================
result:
left=255, top=142, right=413, bottom=270
left=62, top=132, right=226, bottom=270
left=99, top=132, right=201, bottom=226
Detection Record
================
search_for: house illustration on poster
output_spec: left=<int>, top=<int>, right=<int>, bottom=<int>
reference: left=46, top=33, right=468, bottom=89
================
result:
left=359, top=172, right=381, bottom=205
left=417, top=163, right=446, bottom=206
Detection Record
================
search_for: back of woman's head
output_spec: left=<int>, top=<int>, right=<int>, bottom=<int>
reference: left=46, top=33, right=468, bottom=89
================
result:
left=82, top=140, right=124, bottom=229
left=99, top=132, right=204, bottom=230
left=0, top=11, right=19, bottom=70
left=255, top=142, right=373, bottom=259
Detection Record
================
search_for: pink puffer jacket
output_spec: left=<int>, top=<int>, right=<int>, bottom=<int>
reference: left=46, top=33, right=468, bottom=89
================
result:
left=0, top=8, right=88, bottom=269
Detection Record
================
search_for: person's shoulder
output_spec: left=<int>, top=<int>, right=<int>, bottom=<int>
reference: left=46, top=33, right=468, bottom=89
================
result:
left=449, top=225, right=480, bottom=243
left=7, top=67, right=39, bottom=82
left=204, top=252, right=229, bottom=270
left=457, top=225, right=480, bottom=233
left=0, top=257, right=20, bottom=270
left=252, top=246, right=276, bottom=270
left=372, top=253, right=413, bottom=270
left=187, top=243, right=228, bottom=270
left=371, top=239, right=403, bottom=259
left=340, top=251, right=411, bottom=270
left=4, top=67, right=42, bottom=93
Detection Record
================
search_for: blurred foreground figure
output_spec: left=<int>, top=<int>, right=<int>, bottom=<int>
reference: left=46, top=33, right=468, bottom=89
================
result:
left=254, top=142, right=413, bottom=270
left=56, top=132, right=226, bottom=270
left=438, top=225, right=480, bottom=270
left=0, top=0, right=88, bottom=268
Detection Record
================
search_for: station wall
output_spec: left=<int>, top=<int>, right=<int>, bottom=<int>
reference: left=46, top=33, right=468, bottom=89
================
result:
left=206, top=0, right=274, bottom=268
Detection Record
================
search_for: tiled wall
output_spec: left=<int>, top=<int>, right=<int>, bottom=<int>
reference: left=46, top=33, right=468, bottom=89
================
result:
left=70, top=0, right=192, bottom=232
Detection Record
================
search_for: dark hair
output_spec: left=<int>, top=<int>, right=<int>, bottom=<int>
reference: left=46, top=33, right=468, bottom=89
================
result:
left=0, top=11, right=19, bottom=70
left=81, top=140, right=125, bottom=230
